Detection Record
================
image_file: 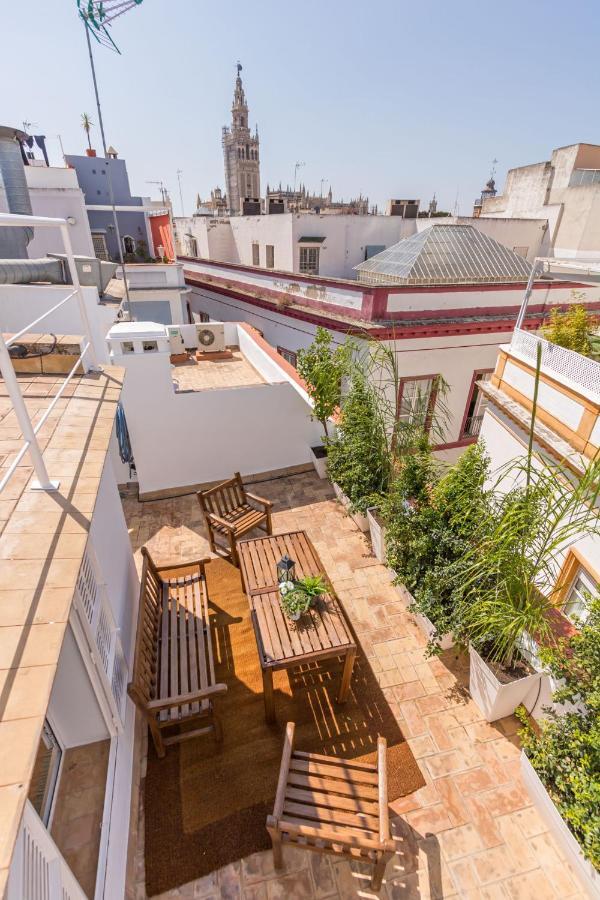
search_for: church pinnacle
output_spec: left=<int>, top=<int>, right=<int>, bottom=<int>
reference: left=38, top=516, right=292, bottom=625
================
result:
left=222, top=63, right=261, bottom=215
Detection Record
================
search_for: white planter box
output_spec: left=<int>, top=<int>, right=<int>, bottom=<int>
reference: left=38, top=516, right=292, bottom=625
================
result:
left=396, top=583, right=454, bottom=650
left=469, top=645, right=542, bottom=722
left=367, top=507, right=386, bottom=562
left=413, top=610, right=455, bottom=651
left=332, top=482, right=369, bottom=532
left=520, top=752, right=600, bottom=897
left=309, top=445, right=328, bottom=480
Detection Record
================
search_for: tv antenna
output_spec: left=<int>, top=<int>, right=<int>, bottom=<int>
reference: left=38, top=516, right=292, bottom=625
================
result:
left=77, top=0, right=144, bottom=314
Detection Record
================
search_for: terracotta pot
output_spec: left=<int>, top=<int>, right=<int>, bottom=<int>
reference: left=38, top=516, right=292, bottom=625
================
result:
left=86, top=148, right=97, bottom=157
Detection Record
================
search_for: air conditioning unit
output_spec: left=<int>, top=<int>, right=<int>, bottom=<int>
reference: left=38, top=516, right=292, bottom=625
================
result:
left=167, top=326, right=185, bottom=354
left=196, top=323, right=225, bottom=353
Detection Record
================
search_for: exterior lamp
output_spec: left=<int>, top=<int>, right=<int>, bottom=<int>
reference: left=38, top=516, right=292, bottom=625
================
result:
left=277, top=554, right=296, bottom=584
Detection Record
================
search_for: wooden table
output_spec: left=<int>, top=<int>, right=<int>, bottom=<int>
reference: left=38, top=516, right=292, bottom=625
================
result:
left=238, top=530, right=357, bottom=724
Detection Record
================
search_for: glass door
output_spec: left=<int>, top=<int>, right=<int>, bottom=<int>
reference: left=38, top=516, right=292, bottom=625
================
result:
left=28, top=719, right=62, bottom=826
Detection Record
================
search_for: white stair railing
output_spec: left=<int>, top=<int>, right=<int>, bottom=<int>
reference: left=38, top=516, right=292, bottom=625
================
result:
left=0, top=212, right=98, bottom=495
left=6, top=801, right=86, bottom=900
left=72, top=542, right=129, bottom=729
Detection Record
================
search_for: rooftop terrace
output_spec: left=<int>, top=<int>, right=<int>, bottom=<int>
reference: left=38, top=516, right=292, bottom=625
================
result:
left=171, top=348, right=266, bottom=393
left=122, top=472, right=588, bottom=900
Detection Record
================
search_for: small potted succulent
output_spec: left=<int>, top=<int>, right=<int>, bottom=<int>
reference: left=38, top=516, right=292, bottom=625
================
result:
left=279, top=574, right=328, bottom=621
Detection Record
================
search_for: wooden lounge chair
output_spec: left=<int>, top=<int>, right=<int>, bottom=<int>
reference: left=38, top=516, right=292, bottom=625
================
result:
left=267, top=722, right=395, bottom=891
left=197, top=471, right=273, bottom=565
left=128, top=548, right=227, bottom=758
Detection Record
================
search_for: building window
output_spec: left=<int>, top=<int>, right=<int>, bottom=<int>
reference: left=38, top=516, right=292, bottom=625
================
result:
left=299, top=246, right=320, bottom=274
left=195, top=311, right=210, bottom=323
left=461, top=370, right=493, bottom=438
left=266, top=245, right=275, bottom=268
left=186, top=236, right=198, bottom=257
left=123, top=235, right=135, bottom=255
left=91, top=232, right=108, bottom=261
left=562, top=566, right=597, bottom=624
left=252, top=243, right=260, bottom=266
left=277, top=346, right=297, bottom=367
left=397, top=376, right=439, bottom=430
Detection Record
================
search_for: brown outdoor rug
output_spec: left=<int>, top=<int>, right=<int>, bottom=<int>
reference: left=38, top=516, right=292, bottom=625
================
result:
left=144, top=558, right=424, bottom=896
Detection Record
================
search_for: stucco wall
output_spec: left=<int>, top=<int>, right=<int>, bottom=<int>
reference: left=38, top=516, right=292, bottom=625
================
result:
left=0, top=166, right=95, bottom=258
left=111, top=339, right=323, bottom=495
left=0, top=283, right=115, bottom=364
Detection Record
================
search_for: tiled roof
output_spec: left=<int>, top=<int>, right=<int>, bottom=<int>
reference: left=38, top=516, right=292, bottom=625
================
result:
left=354, top=224, right=532, bottom=286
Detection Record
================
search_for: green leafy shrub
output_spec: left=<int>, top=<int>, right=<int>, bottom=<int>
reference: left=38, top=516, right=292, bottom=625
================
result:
left=381, top=441, right=492, bottom=645
left=380, top=438, right=441, bottom=593
left=413, top=443, right=492, bottom=642
left=327, top=369, right=390, bottom=514
left=519, top=597, right=600, bottom=869
left=541, top=299, right=599, bottom=357
left=452, top=456, right=600, bottom=667
left=296, top=327, right=353, bottom=439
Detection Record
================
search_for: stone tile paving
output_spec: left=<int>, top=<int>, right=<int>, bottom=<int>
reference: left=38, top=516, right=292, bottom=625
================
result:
left=122, top=472, right=588, bottom=900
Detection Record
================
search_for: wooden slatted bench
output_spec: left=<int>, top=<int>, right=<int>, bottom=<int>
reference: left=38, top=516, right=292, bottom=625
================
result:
left=197, top=471, right=273, bottom=566
left=267, top=722, right=395, bottom=890
left=128, top=547, right=227, bottom=758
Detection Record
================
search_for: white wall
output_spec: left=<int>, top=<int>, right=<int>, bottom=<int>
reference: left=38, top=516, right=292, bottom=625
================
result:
left=189, top=286, right=514, bottom=451
left=478, top=406, right=600, bottom=719
left=0, top=283, right=115, bottom=364
left=89, top=460, right=139, bottom=657
left=110, top=339, right=323, bottom=495
left=189, top=285, right=346, bottom=354
left=385, top=283, right=584, bottom=314
left=48, top=625, right=109, bottom=747
left=0, top=167, right=95, bottom=258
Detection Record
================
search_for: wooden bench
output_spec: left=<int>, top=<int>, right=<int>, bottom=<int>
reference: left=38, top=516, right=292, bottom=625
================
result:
left=128, top=548, right=227, bottom=758
left=197, top=471, right=273, bottom=565
left=267, top=722, right=395, bottom=891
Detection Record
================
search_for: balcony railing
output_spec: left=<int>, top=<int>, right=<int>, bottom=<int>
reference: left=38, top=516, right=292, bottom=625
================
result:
left=0, top=212, right=97, bottom=494
left=6, top=801, right=86, bottom=900
left=463, top=413, right=484, bottom=437
left=510, top=328, right=600, bottom=401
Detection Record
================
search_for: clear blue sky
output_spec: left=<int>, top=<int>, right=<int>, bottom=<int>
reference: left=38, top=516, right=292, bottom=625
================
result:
left=4, top=0, right=599, bottom=215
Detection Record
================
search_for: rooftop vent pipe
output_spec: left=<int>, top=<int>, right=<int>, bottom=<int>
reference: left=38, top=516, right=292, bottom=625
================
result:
left=0, top=125, right=33, bottom=258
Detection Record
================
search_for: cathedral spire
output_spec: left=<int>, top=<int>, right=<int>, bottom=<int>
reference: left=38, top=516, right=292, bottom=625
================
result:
left=233, top=62, right=246, bottom=110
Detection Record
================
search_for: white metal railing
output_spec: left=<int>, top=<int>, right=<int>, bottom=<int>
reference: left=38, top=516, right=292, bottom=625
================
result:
left=0, top=212, right=98, bottom=494
left=6, top=800, right=86, bottom=900
left=72, top=543, right=129, bottom=728
left=511, top=328, right=600, bottom=401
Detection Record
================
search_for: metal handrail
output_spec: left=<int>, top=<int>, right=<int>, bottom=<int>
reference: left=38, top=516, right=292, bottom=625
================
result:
left=5, top=289, right=77, bottom=347
left=0, top=211, right=98, bottom=493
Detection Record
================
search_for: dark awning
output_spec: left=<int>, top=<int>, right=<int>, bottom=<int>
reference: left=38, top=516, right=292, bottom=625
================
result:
left=298, top=236, right=326, bottom=243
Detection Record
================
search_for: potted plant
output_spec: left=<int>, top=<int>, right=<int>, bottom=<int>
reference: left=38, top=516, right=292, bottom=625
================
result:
left=297, top=327, right=352, bottom=478
left=279, top=574, right=328, bottom=621
left=453, top=454, right=600, bottom=722
left=517, top=597, right=600, bottom=895
left=81, top=112, right=96, bottom=157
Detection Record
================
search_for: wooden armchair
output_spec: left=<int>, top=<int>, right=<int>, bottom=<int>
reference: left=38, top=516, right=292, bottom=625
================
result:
left=266, top=723, right=395, bottom=891
left=197, top=471, right=273, bottom=565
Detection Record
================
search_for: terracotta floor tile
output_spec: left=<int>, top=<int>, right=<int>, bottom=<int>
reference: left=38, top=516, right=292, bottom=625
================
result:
left=119, top=472, right=589, bottom=900
left=502, top=868, right=558, bottom=899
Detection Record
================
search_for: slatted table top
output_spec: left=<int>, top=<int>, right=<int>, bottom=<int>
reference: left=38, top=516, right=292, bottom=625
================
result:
left=238, top=530, right=356, bottom=669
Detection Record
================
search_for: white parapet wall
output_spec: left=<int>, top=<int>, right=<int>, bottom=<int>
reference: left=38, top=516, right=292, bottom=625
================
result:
left=107, top=321, right=323, bottom=495
left=0, top=283, right=115, bottom=364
